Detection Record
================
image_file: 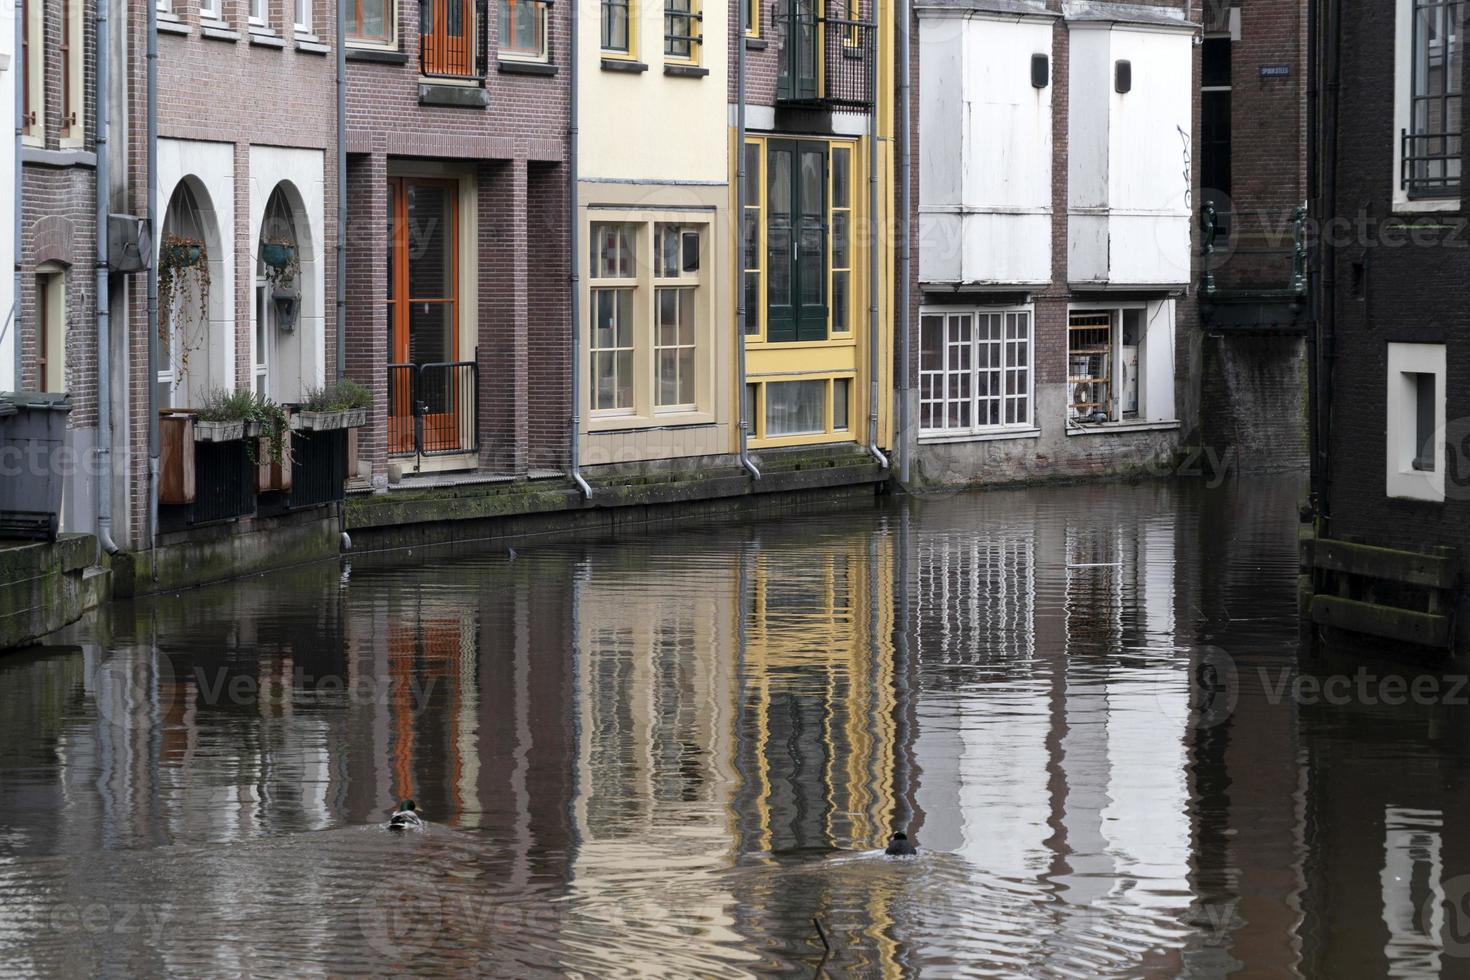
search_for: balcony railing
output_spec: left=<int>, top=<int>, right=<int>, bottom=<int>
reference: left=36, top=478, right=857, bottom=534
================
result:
left=421, top=0, right=487, bottom=82
left=162, top=438, right=257, bottom=530
left=388, top=361, right=480, bottom=460
left=287, top=429, right=348, bottom=510
left=1401, top=129, right=1462, bottom=198
left=1200, top=204, right=1309, bottom=331
left=775, top=12, right=875, bottom=109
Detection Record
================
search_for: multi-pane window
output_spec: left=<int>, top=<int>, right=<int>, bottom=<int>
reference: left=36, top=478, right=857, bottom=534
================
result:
left=665, top=0, right=700, bottom=61
left=919, top=309, right=1032, bottom=434
left=348, top=0, right=393, bottom=43
left=830, top=146, right=852, bottom=334
left=1068, top=311, right=1112, bottom=421
left=499, top=0, right=547, bottom=59
left=602, top=0, right=631, bottom=53
left=590, top=224, right=637, bottom=413
left=744, top=376, right=852, bottom=440
left=654, top=225, right=700, bottom=409
left=742, top=142, right=763, bottom=336
left=1403, top=0, right=1463, bottom=196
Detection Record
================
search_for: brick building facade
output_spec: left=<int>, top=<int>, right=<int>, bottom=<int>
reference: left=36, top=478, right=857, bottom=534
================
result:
left=1302, top=0, right=1470, bottom=655
left=345, top=0, right=570, bottom=484
left=905, top=0, right=1203, bottom=489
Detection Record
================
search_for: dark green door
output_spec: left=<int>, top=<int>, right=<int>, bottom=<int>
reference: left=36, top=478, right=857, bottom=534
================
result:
left=777, top=0, right=818, bottom=101
left=766, top=140, right=828, bottom=343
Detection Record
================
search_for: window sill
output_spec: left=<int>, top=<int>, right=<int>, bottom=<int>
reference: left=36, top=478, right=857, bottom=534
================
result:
left=156, top=17, right=192, bottom=35
left=1391, top=196, right=1461, bottom=216
left=497, top=58, right=557, bottom=76
left=296, top=39, right=330, bottom=54
left=201, top=24, right=240, bottom=42
left=745, top=36, right=767, bottom=50
left=346, top=46, right=408, bottom=64
left=587, top=411, right=716, bottom=433
left=419, top=82, right=490, bottom=108
left=1065, top=419, right=1180, bottom=437
left=919, top=427, right=1041, bottom=445
left=600, top=57, right=648, bottom=73
left=249, top=31, right=286, bottom=48
left=20, top=146, right=96, bottom=169
left=664, top=63, right=709, bottom=78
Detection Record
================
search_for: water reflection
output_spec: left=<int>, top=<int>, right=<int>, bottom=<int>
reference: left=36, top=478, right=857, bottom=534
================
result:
left=3, top=477, right=1470, bottom=975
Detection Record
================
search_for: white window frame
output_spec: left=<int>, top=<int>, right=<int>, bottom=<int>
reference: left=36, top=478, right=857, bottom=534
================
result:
left=200, top=0, right=224, bottom=23
left=1386, top=342, right=1447, bottom=501
left=498, top=0, right=549, bottom=61
left=22, top=0, right=44, bottom=148
left=1065, top=301, right=1178, bottom=433
left=249, top=0, right=270, bottom=29
left=653, top=224, right=701, bottom=413
left=295, top=0, right=313, bottom=34
left=918, top=306, right=1036, bottom=441
left=1394, top=0, right=1464, bottom=212
left=590, top=223, right=639, bottom=416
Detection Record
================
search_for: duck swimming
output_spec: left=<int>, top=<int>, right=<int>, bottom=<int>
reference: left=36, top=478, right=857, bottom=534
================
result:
left=388, top=800, right=425, bottom=832
left=884, top=832, right=917, bottom=856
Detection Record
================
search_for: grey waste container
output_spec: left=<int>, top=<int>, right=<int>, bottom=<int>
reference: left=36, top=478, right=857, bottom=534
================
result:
left=0, top=391, right=72, bottom=541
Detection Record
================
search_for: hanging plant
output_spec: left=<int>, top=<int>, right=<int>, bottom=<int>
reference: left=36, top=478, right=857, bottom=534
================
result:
left=261, top=239, right=300, bottom=290
left=158, top=232, right=211, bottom=380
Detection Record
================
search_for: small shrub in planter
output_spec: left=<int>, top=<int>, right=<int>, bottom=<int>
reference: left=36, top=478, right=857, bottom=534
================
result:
left=196, top=387, right=291, bottom=467
left=293, top=379, right=373, bottom=431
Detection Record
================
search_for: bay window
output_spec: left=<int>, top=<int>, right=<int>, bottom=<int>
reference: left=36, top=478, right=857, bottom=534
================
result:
left=919, top=308, right=1033, bottom=437
left=588, top=219, right=708, bottom=421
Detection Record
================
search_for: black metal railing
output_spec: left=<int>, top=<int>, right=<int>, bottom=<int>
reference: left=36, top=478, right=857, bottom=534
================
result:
left=1401, top=128, right=1462, bottom=198
left=421, top=0, right=487, bottom=82
left=775, top=13, right=875, bottom=109
left=182, top=439, right=256, bottom=527
left=387, top=360, right=480, bottom=459
left=287, top=429, right=348, bottom=509
left=1201, top=204, right=1308, bottom=298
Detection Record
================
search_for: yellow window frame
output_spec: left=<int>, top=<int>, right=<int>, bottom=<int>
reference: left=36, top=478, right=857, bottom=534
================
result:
left=745, top=373, right=858, bottom=448
left=600, top=0, right=639, bottom=59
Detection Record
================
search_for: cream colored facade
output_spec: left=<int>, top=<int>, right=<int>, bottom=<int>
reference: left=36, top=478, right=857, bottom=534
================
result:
left=577, top=0, right=734, bottom=467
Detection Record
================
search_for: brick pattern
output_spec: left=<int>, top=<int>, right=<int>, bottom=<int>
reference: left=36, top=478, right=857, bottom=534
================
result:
left=19, top=0, right=99, bottom=428
left=1323, top=0, right=1470, bottom=563
left=905, top=2, right=1204, bottom=443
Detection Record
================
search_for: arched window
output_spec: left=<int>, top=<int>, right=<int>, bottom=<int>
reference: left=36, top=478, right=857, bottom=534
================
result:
left=158, top=181, right=215, bottom=408
left=255, top=187, right=302, bottom=401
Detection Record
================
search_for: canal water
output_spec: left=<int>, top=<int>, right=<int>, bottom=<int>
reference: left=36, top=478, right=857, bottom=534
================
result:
left=3, top=476, right=1469, bottom=977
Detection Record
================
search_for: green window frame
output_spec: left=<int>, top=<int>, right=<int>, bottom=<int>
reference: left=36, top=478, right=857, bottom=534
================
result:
left=765, top=140, right=828, bottom=343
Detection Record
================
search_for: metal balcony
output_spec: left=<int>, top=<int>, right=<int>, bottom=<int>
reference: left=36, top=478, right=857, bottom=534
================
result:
left=421, top=0, right=488, bottom=82
left=1200, top=204, right=1310, bottom=334
left=774, top=12, right=875, bottom=110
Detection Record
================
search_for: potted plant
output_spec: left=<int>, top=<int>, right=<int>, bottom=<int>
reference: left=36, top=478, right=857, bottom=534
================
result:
left=158, top=232, right=211, bottom=379
left=292, top=379, right=372, bottom=432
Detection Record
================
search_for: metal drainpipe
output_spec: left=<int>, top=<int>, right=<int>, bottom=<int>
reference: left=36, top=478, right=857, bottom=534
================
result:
left=10, top=3, right=21, bottom=388
left=734, top=0, right=760, bottom=480
left=147, top=0, right=160, bottom=571
left=336, top=0, right=346, bottom=381
left=94, top=0, right=118, bottom=553
left=1318, top=0, right=1339, bottom=524
left=896, top=0, right=911, bottom=485
left=567, top=0, right=592, bottom=498
left=866, top=18, right=889, bottom=471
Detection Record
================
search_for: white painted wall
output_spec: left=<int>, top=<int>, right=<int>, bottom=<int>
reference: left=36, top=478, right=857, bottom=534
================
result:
left=0, top=25, right=14, bottom=392
left=1068, top=24, right=1192, bottom=286
left=158, top=139, right=236, bottom=407
left=920, top=11, right=1054, bottom=286
left=248, top=145, right=326, bottom=403
left=580, top=0, right=728, bottom=184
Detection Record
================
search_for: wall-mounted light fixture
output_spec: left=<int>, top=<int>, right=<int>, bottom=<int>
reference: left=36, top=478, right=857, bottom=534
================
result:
left=1115, top=59, right=1132, bottom=93
left=1031, top=53, right=1049, bottom=89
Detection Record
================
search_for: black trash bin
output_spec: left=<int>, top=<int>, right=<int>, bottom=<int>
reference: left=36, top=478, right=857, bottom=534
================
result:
left=0, top=392, right=72, bottom=540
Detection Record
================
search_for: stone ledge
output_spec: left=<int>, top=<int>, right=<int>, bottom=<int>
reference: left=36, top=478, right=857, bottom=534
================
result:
left=0, top=535, right=106, bottom=651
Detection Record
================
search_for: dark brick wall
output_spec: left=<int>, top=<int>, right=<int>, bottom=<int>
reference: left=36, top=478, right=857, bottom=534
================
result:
left=1321, top=0, right=1470, bottom=561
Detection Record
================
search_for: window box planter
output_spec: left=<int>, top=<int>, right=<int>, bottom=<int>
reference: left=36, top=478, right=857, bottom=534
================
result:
left=194, top=418, right=247, bottom=443
left=291, top=407, right=368, bottom=432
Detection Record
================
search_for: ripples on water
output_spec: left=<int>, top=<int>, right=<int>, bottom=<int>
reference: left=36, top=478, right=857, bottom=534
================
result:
left=1, top=476, right=1468, bottom=976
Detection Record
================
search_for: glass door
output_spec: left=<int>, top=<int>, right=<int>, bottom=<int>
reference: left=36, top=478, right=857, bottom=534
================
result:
left=765, top=140, right=828, bottom=343
left=388, top=177, right=460, bottom=456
